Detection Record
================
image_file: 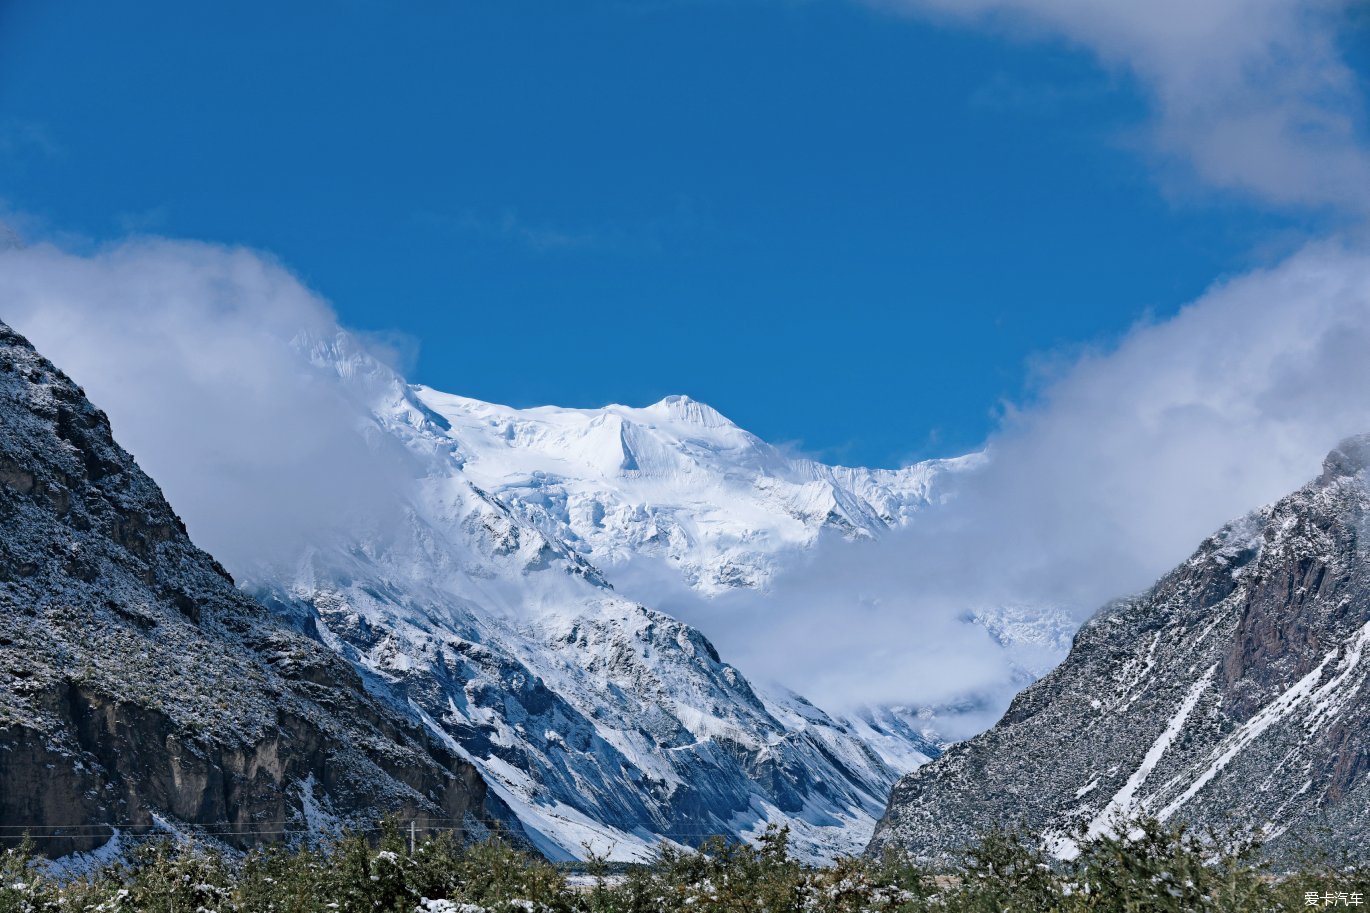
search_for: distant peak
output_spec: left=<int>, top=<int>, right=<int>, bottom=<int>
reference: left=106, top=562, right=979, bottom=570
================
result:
left=1322, top=433, right=1370, bottom=479
left=646, top=394, right=734, bottom=429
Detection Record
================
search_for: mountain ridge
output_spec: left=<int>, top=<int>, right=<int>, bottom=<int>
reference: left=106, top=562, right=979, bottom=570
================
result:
left=0, top=316, right=1054, bottom=865
left=0, top=321, right=506, bottom=858
left=867, top=434, right=1370, bottom=863
left=409, top=383, right=975, bottom=596
left=235, top=330, right=949, bottom=862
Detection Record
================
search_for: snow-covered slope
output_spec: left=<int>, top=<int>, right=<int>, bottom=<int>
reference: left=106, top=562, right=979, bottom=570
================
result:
left=236, top=332, right=944, bottom=862
left=869, top=435, right=1370, bottom=863
left=411, top=388, right=971, bottom=595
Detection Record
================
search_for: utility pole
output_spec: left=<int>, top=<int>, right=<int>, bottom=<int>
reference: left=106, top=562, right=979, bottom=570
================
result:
left=410, top=819, right=416, bottom=855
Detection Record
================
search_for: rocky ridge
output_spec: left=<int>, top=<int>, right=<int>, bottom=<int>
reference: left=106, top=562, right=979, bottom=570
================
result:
left=0, top=322, right=503, bottom=857
left=868, top=435, right=1370, bottom=864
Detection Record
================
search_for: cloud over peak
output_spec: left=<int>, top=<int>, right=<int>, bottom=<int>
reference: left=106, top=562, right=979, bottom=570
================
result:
left=667, top=240, right=1370, bottom=733
left=0, top=238, right=418, bottom=575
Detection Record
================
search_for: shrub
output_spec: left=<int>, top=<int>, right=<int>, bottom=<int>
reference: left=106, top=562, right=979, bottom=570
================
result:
left=0, top=837, right=59, bottom=913
left=0, top=815, right=1363, bottom=912
left=92, top=839, right=237, bottom=913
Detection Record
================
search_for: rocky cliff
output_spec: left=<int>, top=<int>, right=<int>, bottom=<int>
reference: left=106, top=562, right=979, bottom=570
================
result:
left=868, top=435, right=1370, bottom=864
left=0, top=322, right=501, bottom=857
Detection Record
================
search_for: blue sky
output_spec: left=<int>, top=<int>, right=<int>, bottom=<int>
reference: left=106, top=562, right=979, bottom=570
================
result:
left=0, top=1, right=1363, bottom=467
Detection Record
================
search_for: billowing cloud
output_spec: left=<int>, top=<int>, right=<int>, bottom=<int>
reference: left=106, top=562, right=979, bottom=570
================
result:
left=873, top=0, right=1370, bottom=212
left=0, top=239, right=419, bottom=577
left=661, top=241, right=1370, bottom=736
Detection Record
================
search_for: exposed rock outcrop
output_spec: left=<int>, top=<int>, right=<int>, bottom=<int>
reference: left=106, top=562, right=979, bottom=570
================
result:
left=868, top=436, right=1370, bottom=864
left=0, top=322, right=503, bottom=857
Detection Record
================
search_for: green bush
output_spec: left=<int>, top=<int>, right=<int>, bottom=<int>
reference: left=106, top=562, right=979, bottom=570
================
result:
left=0, top=837, right=59, bottom=913
left=70, top=839, right=237, bottom=913
left=584, top=827, right=804, bottom=913
left=235, top=841, right=331, bottom=913
left=0, top=816, right=1363, bottom=912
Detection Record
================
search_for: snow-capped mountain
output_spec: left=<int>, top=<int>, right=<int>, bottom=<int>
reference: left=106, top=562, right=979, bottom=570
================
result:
left=868, top=435, right=1370, bottom=863
left=409, top=388, right=971, bottom=595
left=403, top=387, right=1067, bottom=751
left=236, top=332, right=949, bottom=862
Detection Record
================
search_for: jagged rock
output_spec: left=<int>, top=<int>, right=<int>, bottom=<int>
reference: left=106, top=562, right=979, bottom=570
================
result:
left=0, top=322, right=506, bottom=857
left=867, top=435, right=1370, bottom=864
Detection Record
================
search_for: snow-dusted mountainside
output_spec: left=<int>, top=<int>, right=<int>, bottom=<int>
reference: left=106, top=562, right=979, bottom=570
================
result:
left=238, top=332, right=942, bottom=862
left=406, top=386, right=1059, bottom=753
left=868, top=435, right=1370, bottom=864
left=0, top=323, right=499, bottom=858
left=411, top=388, right=972, bottom=595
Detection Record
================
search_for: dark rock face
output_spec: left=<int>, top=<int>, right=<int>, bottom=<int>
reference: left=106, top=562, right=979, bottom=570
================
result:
left=868, top=436, right=1370, bottom=864
left=0, top=322, right=499, bottom=857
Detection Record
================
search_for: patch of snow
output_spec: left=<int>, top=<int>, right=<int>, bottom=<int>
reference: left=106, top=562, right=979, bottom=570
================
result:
left=1043, top=831, right=1080, bottom=862
left=46, top=829, right=128, bottom=880
left=1088, top=664, right=1216, bottom=839
left=1157, top=620, right=1370, bottom=820
left=298, top=772, right=342, bottom=840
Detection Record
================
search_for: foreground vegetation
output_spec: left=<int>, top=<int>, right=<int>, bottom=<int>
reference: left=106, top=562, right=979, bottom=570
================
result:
left=0, top=818, right=1364, bottom=912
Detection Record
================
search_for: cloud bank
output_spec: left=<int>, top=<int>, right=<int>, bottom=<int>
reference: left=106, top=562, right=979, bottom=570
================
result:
left=874, top=0, right=1370, bottom=213
left=661, top=242, right=1370, bottom=735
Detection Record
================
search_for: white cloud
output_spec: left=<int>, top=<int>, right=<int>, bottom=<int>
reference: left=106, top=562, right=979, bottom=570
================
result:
left=873, top=0, right=1370, bottom=212
left=0, top=238, right=419, bottom=577
left=661, top=241, right=1370, bottom=735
